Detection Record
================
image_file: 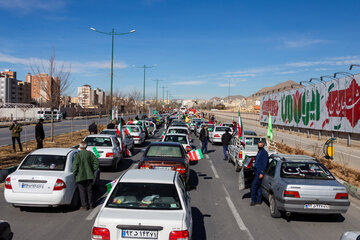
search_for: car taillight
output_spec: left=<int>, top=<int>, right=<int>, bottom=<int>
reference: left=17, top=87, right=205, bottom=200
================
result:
left=133, top=136, right=139, bottom=138
left=106, top=152, right=114, bottom=157
left=169, top=230, right=189, bottom=240
left=176, top=166, right=187, bottom=174
left=239, top=151, right=243, bottom=159
left=5, top=177, right=12, bottom=189
left=283, top=190, right=300, bottom=198
left=335, top=193, right=348, bottom=199
left=185, top=146, right=191, bottom=152
left=92, top=227, right=110, bottom=240
left=214, top=134, right=220, bottom=138
left=53, top=179, right=66, bottom=191
left=140, top=162, right=151, bottom=169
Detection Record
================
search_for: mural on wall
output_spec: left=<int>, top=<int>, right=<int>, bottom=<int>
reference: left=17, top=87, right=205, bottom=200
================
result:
left=260, top=74, right=360, bottom=133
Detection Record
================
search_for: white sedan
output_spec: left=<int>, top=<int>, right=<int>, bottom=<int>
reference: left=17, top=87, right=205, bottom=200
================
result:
left=4, top=148, right=94, bottom=209
left=162, top=133, right=192, bottom=152
left=92, top=169, right=192, bottom=240
left=209, top=126, right=233, bottom=144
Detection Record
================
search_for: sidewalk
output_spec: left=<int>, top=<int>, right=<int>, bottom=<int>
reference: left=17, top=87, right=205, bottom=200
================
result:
left=207, top=111, right=360, bottom=170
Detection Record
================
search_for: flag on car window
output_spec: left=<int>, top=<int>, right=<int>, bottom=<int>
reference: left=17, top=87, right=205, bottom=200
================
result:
left=106, top=179, right=118, bottom=193
left=187, top=149, right=204, bottom=161
left=126, top=149, right=132, bottom=157
left=124, top=127, right=132, bottom=135
left=237, top=111, right=245, bottom=146
left=162, top=132, right=165, bottom=139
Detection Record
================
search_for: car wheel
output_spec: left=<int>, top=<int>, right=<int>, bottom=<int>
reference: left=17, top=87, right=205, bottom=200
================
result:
left=69, top=189, right=80, bottom=210
left=235, top=160, right=241, bottom=172
left=269, top=194, right=281, bottom=218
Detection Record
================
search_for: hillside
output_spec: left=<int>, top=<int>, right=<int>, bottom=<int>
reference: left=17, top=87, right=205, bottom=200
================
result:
left=247, top=80, right=301, bottom=99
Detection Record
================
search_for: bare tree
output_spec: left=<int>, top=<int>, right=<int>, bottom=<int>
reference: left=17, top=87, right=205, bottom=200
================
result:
left=31, top=48, right=72, bottom=142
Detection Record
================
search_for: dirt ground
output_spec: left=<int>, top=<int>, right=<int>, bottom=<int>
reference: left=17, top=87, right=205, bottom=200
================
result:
left=276, top=141, right=360, bottom=188
left=0, top=125, right=106, bottom=169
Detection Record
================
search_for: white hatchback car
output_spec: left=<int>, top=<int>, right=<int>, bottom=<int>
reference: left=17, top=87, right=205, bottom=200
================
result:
left=92, top=169, right=192, bottom=240
left=123, top=125, right=146, bottom=145
left=4, top=148, right=91, bottom=208
left=209, top=126, right=233, bottom=144
left=162, top=133, right=192, bottom=152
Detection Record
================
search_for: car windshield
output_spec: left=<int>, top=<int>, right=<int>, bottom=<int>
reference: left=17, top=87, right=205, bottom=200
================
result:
left=19, top=155, right=67, bottom=171
left=146, top=145, right=183, bottom=158
left=125, top=126, right=140, bottom=132
left=100, top=130, right=116, bottom=135
left=215, top=127, right=231, bottom=132
left=168, top=129, right=188, bottom=135
left=280, top=162, right=335, bottom=180
left=245, top=137, right=266, bottom=146
left=164, top=135, right=188, bottom=144
left=106, top=183, right=182, bottom=210
left=244, top=131, right=257, bottom=136
left=85, top=137, right=112, bottom=147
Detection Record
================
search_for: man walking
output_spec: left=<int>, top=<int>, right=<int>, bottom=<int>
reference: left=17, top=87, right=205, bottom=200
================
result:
left=9, top=119, right=22, bottom=152
left=199, top=125, right=209, bottom=155
left=35, top=118, right=45, bottom=149
left=221, top=128, right=232, bottom=161
left=73, top=141, right=99, bottom=210
left=250, top=141, right=269, bottom=206
left=88, top=121, right=98, bottom=134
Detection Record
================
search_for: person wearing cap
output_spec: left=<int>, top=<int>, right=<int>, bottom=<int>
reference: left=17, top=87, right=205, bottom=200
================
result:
left=9, top=119, right=23, bottom=152
left=221, top=128, right=232, bottom=161
left=73, top=141, right=99, bottom=210
left=35, top=118, right=45, bottom=149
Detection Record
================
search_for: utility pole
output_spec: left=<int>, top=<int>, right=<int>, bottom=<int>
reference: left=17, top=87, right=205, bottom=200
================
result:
left=133, top=64, right=156, bottom=113
left=160, top=86, right=167, bottom=110
left=152, top=79, right=163, bottom=111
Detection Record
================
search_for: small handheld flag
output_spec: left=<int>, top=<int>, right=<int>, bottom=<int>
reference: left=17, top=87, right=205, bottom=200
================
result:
left=187, top=149, right=204, bottom=161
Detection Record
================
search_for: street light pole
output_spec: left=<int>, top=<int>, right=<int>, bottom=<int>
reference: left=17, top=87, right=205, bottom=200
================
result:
left=133, top=64, right=156, bottom=113
left=90, top=27, right=135, bottom=119
left=152, top=79, right=163, bottom=111
left=160, top=86, right=167, bottom=110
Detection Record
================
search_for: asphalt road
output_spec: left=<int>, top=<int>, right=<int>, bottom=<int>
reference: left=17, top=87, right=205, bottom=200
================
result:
left=0, top=116, right=135, bottom=147
left=1, top=126, right=360, bottom=240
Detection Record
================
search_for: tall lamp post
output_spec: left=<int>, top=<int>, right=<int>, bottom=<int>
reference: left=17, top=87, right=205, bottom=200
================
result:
left=152, top=79, right=163, bottom=111
left=133, top=64, right=156, bottom=113
left=160, top=86, right=167, bottom=111
left=90, top=27, right=135, bottom=119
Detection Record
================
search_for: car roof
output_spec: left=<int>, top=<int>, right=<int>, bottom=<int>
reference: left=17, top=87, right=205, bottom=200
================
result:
left=85, top=134, right=114, bottom=138
left=270, top=154, right=318, bottom=163
left=30, top=148, right=75, bottom=156
left=165, top=133, right=188, bottom=136
left=168, top=126, right=188, bottom=129
left=101, top=129, right=116, bottom=132
left=120, top=169, right=176, bottom=184
left=148, top=142, right=183, bottom=147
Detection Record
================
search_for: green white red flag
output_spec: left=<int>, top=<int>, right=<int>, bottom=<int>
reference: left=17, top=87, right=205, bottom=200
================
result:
left=124, top=127, right=132, bottom=135
left=187, top=149, right=204, bottom=161
left=237, top=111, right=245, bottom=146
left=126, top=149, right=132, bottom=157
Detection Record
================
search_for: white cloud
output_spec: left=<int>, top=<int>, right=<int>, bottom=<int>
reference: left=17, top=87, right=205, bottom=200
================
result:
left=172, top=81, right=204, bottom=86
left=224, top=73, right=256, bottom=78
left=0, top=52, right=128, bottom=73
left=218, top=83, right=236, bottom=87
left=283, top=38, right=328, bottom=48
left=278, top=71, right=297, bottom=74
left=0, top=0, right=65, bottom=12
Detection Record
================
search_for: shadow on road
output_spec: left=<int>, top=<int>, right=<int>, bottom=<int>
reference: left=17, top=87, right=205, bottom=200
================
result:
left=282, top=212, right=345, bottom=223
left=118, top=158, right=134, bottom=172
left=191, top=207, right=209, bottom=240
left=187, top=169, right=199, bottom=191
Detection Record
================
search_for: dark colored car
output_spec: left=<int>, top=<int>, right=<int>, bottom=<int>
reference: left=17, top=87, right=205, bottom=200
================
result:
left=139, top=142, right=190, bottom=184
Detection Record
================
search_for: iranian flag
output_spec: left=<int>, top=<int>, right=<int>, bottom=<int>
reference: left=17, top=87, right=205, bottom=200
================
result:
left=126, top=149, right=132, bottom=157
left=162, top=132, right=166, bottom=139
left=116, top=119, right=124, bottom=153
left=187, top=149, right=204, bottom=161
left=237, top=111, right=245, bottom=146
left=124, top=127, right=132, bottom=135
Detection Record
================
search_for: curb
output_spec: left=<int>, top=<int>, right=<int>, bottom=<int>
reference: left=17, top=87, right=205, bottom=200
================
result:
left=338, top=179, right=360, bottom=200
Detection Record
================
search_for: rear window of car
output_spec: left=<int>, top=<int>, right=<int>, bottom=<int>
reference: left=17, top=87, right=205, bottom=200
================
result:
left=215, top=127, right=231, bottom=132
left=280, top=162, right=335, bottom=180
left=19, top=155, right=67, bottom=171
left=106, top=183, right=182, bottom=210
left=146, top=145, right=183, bottom=158
left=244, top=131, right=257, bottom=136
left=164, top=135, right=188, bottom=144
left=125, top=126, right=140, bottom=132
left=245, top=137, right=266, bottom=146
left=168, top=129, right=188, bottom=135
left=85, top=137, right=113, bottom=147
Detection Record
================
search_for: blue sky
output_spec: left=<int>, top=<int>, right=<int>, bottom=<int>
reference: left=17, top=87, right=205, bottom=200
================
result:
left=0, top=0, right=360, bottom=99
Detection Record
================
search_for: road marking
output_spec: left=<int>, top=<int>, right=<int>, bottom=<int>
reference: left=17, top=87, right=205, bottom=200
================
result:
left=222, top=184, right=254, bottom=240
left=86, top=204, right=102, bottom=221
left=209, top=160, right=219, bottom=179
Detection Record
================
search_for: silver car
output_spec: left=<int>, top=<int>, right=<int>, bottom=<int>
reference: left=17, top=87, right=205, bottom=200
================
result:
left=123, top=125, right=146, bottom=145
left=84, top=134, right=122, bottom=171
left=209, top=126, right=233, bottom=144
left=100, top=129, right=135, bottom=157
left=261, top=154, right=350, bottom=218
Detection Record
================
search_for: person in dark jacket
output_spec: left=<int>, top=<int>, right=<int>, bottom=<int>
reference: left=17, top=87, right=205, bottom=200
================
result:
left=106, top=120, right=115, bottom=129
left=250, top=141, right=269, bottom=206
left=9, top=119, right=22, bottom=152
left=135, top=115, right=139, bottom=120
left=199, top=125, right=209, bottom=154
left=73, top=141, right=99, bottom=210
left=221, top=128, right=232, bottom=161
left=35, top=118, right=45, bottom=149
left=88, top=121, right=97, bottom=134
left=211, top=115, right=215, bottom=122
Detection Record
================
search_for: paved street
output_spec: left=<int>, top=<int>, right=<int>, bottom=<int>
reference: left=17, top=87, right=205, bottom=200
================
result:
left=0, top=116, right=135, bottom=147
left=1, top=126, right=360, bottom=240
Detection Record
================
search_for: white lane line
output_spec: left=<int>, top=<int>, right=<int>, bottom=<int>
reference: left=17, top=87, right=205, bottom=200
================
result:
left=222, top=184, right=254, bottom=240
left=209, top=160, right=219, bottom=179
left=86, top=204, right=102, bottom=221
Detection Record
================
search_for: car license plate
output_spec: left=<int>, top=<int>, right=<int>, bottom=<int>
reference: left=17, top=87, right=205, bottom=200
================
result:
left=155, top=166, right=172, bottom=170
left=122, top=230, right=158, bottom=239
left=304, top=204, right=330, bottom=209
left=20, top=183, right=44, bottom=189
